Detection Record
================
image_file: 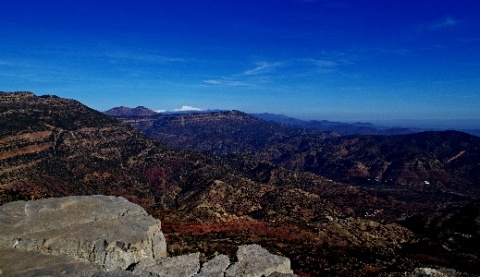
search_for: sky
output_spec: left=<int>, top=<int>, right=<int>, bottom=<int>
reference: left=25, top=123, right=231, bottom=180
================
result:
left=1, top=0, right=479, bottom=128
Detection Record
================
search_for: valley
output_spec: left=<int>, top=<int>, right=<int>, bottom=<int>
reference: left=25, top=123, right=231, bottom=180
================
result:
left=1, top=92, right=479, bottom=276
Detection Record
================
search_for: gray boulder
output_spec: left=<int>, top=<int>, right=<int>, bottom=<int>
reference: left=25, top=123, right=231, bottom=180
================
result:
left=0, top=195, right=167, bottom=272
left=225, top=244, right=294, bottom=277
left=411, top=267, right=457, bottom=277
left=0, top=196, right=296, bottom=277
left=0, top=248, right=102, bottom=277
left=195, top=254, right=231, bottom=277
left=133, top=252, right=200, bottom=277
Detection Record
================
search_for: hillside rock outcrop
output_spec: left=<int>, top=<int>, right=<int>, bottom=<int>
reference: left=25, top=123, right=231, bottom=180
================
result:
left=195, top=254, right=230, bottom=277
left=0, top=195, right=167, bottom=272
left=133, top=252, right=200, bottom=276
left=411, top=267, right=456, bottom=277
left=225, top=244, right=294, bottom=277
left=0, top=196, right=296, bottom=276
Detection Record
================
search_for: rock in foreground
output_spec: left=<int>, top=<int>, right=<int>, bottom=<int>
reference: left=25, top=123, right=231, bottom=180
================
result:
left=0, top=195, right=167, bottom=272
left=0, top=196, right=296, bottom=276
left=225, top=244, right=294, bottom=277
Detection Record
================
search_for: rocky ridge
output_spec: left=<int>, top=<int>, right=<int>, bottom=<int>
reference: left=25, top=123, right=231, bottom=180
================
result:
left=104, top=106, right=157, bottom=117
left=110, top=109, right=480, bottom=219
left=0, top=195, right=295, bottom=276
left=1, top=92, right=476, bottom=276
left=110, top=109, right=480, bottom=196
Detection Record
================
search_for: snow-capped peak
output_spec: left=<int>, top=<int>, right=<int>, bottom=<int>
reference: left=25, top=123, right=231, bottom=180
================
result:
left=174, top=105, right=203, bottom=112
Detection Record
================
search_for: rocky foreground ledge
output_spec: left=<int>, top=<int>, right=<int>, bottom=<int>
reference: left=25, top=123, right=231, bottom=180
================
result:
left=0, top=195, right=295, bottom=277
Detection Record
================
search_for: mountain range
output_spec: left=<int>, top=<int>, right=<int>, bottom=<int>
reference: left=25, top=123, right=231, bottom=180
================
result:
left=1, top=92, right=480, bottom=276
left=105, top=106, right=412, bottom=136
left=108, top=108, right=480, bottom=198
left=252, top=113, right=414, bottom=135
left=105, top=106, right=480, bottom=136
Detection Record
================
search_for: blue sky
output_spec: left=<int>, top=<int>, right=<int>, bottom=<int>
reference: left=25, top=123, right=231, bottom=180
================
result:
left=1, top=0, right=479, bottom=127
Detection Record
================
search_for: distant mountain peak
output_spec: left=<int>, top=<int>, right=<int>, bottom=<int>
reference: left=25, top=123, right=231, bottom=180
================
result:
left=104, top=106, right=157, bottom=117
left=252, top=113, right=412, bottom=136
left=174, top=105, right=203, bottom=112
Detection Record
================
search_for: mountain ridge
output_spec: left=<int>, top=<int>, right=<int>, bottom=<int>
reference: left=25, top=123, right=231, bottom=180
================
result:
left=1, top=92, right=414, bottom=275
left=107, top=108, right=480, bottom=198
left=252, top=112, right=414, bottom=136
left=105, top=104, right=480, bottom=136
left=104, top=105, right=158, bottom=117
left=2, top=91, right=480, bottom=275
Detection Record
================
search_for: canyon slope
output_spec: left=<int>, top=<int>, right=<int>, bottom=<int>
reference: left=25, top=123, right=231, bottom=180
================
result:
left=108, top=107, right=480, bottom=275
left=111, top=110, right=480, bottom=197
left=1, top=92, right=479, bottom=275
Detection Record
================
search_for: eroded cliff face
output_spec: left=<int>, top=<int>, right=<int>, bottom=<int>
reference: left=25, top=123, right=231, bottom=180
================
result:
left=0, top=196, right=296, bottom=277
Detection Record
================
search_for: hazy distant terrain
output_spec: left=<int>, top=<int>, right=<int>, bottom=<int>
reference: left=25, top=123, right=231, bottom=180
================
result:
left=108, top=108, right=480, bottom=197
left=252, top=113, right=414, bottom=135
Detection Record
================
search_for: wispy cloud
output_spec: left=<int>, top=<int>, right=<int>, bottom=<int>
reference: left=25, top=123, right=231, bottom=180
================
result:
left=297, top=54, right=354, bottom=74
left=105, top=50, right=186, bottom=64
left=243, top=57, right=346, bottom=76
left=300, top=58, right=338, bottom=68
left=431, top=16, right=458, bottom=30
left=419, top=16, right=458, bottom=31
left=242, top=61, right=283, bottom=75
left=203, top=79, right=251, bottom=86
left=461, top=94, right=477, bottom=99
left=202, top=53, right=354, bottom=89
